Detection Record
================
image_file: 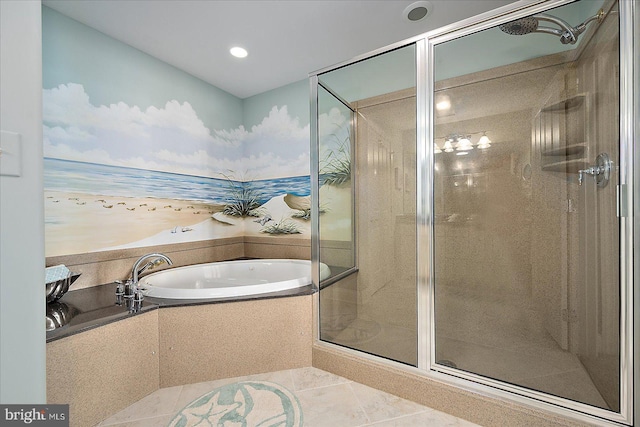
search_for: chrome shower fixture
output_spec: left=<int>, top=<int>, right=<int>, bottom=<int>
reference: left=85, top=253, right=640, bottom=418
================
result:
left=499, top=9, right=605, bottom=44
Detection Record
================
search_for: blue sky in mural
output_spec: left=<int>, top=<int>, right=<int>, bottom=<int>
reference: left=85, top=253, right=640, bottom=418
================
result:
left=43, top=83, right=310, bottom=180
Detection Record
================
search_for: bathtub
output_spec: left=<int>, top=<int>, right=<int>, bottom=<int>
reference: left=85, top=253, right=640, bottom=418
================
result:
left=139, top=259, right=330, bottom=300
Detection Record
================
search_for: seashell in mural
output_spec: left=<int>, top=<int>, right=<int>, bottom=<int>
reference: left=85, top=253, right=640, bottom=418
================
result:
left=212, top=212, right=239, bottom=226
left=284, top=194, right=311, bottom=211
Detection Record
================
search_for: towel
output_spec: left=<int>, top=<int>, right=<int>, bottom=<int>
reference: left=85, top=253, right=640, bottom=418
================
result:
left=45, top=264, right=70, bottom=283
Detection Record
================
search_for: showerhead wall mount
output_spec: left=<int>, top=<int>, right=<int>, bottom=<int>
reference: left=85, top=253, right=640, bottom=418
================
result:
left=499, top=9, right=605, bottom=44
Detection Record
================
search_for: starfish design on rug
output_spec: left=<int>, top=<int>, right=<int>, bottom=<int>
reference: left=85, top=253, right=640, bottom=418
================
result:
left=168, top=381, right=303, bottom=427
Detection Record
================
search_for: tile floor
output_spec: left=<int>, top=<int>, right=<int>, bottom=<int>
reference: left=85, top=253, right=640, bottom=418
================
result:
left=98, top=367, right=480, bottom=427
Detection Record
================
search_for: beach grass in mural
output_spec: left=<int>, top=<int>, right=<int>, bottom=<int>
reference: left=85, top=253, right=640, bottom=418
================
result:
left=44, top=158, right=311, bottom=255
left=220, top=173, right=265, bottom=218
left=261, top=218, right=303, bottom=235
left=319, top=110, right=352, bottom=186
left=320, top=133, right=352, bottom=186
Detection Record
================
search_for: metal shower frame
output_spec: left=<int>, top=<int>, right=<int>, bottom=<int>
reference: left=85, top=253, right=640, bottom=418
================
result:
left=310, top=0, right=637, bottom=425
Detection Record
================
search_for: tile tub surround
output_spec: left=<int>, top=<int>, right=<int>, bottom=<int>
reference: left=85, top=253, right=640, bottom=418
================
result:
left=46, top=280, right=313, bottom=426
left=47, top=310, right=160, bottom=427
left=159, top=296, right=313, bottom=388
left=46, top=280, right=314, bottom=343
left=98, top=367, right=481, bottom=427
left=312, top=346, right=605, bottom=427
left=46, top=236, right=311, bottom=291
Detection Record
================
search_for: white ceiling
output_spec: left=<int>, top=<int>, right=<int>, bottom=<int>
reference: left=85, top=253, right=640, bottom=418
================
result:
left=42, top=0, right=518, bottom=99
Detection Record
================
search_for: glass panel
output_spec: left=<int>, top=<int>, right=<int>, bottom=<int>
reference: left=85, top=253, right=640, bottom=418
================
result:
left=318, top=86, right=355, bottom=281
left=432, top=0, right=620, bottom=412
left=318, top=44, right=418, bottom=365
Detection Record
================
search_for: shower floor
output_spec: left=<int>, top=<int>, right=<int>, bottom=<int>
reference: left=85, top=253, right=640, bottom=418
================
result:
left=96, top=367, right=480, bottom=427
left=436, top=285, right=609, bottom=409
left=321, top=283, right=609, bottom=411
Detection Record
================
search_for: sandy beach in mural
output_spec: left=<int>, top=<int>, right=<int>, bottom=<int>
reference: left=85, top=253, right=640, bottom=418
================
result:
left=45, top=191, right=219, bottom=256
left=44, top=189, right=322, bottom=256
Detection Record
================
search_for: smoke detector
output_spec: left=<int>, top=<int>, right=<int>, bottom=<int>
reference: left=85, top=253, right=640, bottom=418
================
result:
left=403, top=1, right=432, bottom=23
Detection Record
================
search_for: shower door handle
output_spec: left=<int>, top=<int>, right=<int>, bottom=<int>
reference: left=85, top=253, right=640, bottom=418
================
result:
left=578, top=153, right=611, bottom=187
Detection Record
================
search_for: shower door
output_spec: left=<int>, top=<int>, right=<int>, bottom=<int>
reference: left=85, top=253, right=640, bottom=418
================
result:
left=429, top=0, right=630, bottom=423
left=311, top=0, right=635, bottom=423
left=314, top=45, right=419, bottom=366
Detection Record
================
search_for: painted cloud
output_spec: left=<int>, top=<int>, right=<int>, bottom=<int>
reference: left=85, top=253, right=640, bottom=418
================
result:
left=43, top=83, right=311, bottom=180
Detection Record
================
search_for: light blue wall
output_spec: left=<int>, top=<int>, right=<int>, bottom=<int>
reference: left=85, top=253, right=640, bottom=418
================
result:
left=42, top=5, right=312, bottom=183
left=0, top=0, right=46, bottom=404
left=243, top=79, right=309, bottom=128
left=43, top=6, right=243, bottom=133
left=318, top=44, right=416, bottom=103
left=241, top=79, right=311, bottom=180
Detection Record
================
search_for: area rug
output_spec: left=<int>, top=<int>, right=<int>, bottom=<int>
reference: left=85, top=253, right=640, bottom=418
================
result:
left=168, top=381, right=303, bottom=427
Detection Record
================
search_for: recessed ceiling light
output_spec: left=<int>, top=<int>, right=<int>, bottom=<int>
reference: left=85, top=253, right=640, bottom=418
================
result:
left=403, top=1, right=432, bottom=23
left=230, top=47, right=248, bottom=58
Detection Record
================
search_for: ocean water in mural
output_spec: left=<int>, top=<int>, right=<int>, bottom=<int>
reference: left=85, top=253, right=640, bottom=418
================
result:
left=44, top=158, right=310, bottom=205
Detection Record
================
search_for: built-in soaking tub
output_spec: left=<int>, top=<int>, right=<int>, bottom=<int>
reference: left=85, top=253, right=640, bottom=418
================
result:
left=139, top=259, right=330, bottom=300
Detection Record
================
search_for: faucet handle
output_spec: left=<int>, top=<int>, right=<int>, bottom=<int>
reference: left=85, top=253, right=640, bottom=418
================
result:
left=123, top=279, right=135, bottom=298
left=115, top=280, right=124, bottom=296
left=133, top=286, right=144, bottom=303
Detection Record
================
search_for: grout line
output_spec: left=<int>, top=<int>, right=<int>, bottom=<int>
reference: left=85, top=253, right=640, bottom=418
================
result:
left=347, top=382, right=372, bottom=426
left=101, top=385, right=184, bottom=426
left=353, top=409, right=434, bottom=427
left=294, top=379, right=353, bottom=393
left=288, top=366, right=353, bottom=392
left=286, top=368, right=296, bottom=391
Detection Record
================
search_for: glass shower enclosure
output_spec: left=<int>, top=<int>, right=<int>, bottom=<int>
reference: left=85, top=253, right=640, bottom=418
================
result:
left=314, top=45, right=418, bottom=365
left=310, top=0, right=636, bottom=425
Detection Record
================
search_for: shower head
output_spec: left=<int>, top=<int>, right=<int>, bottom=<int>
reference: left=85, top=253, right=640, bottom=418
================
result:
left=499, top=17, right=539, bottom=35
left=499, top=9, right=605, bottom=44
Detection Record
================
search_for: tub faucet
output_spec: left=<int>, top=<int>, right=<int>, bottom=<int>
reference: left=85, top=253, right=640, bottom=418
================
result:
left=124, top=253, right=173, bottom=299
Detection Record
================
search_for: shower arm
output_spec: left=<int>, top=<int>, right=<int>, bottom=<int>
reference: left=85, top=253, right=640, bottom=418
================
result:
left=533, top=13, right=578, bottom=44
left=532, top=10, right=605, bottom=45
left=574, top=9, right=606, bottom=34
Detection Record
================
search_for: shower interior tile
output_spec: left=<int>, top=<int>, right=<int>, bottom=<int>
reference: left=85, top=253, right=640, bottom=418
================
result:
left=327, top=317, right=417, bottom=365
left=435, top=335, right=608, bottom=409
left=518, top=369, right=609, bottom=409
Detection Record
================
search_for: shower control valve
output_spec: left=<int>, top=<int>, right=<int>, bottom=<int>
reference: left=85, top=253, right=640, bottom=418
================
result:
left=578, top=166, right=600, bottom=185
left=578, top=153, right=611, bottom=187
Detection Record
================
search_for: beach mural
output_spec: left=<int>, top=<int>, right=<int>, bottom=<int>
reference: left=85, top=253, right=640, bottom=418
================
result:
left=42, top=6, right=354, bottom=258
left=43, top=82, right=313, bottom=256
